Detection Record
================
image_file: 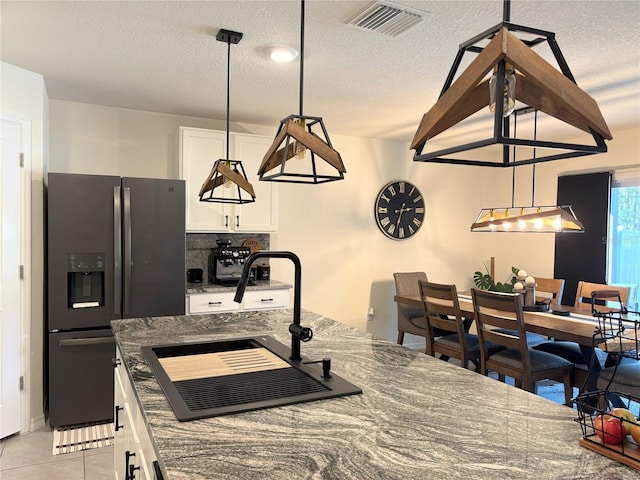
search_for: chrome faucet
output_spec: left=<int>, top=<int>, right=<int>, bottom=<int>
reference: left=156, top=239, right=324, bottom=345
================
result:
left=234, top=251, right=312, bottom=361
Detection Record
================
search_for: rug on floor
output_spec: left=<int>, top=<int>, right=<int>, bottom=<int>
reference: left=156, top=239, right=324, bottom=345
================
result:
left=53, top=422, right=115, bottom=455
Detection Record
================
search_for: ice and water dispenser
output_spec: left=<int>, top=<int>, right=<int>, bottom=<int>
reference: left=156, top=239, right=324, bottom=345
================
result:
left=67, top=253, right=105, bottom=309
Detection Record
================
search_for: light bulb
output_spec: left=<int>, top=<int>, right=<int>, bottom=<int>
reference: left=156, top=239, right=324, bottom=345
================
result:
left=222, top=161, right=232, bottom=188
left=293, top=118, right=307, bottom=159
left=489, top=63, right=516, bottom=117
left=553, top=215, right=562, bottom=231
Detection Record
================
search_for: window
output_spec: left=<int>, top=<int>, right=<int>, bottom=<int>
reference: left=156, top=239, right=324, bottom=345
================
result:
left=608, top=169, right=640, bottom=311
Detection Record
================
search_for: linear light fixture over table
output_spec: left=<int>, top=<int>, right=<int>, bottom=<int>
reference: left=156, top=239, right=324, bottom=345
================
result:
left=199, top=29, right=256, bottom=204
left=411, top=0, right=612, bottom=167
left=258, top=0, right=346, bottom=184
left=470, top=109, right=585, bottom=233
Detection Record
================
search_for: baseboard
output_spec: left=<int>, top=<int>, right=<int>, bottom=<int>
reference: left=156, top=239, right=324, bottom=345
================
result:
left=30, top=414, right=46, bottom=432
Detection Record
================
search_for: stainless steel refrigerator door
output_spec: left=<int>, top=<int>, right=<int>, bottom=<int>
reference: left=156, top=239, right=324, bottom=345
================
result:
left=122, top=177, right=185, bottom=318
left=48, top=329, right=115, bottom=427
left=47, top=173, right=121, bottom=330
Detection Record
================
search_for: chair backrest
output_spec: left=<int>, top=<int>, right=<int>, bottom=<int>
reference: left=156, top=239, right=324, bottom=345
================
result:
left=419, top=280, right=467, bottom=353
left=471, top=288, right=531, bottom=371
left=534, top=277, right=565, bottom=306
left=394, top=272, right=428, bottom=322
left=574, top=281, right=630, bottom=312
left=394, top=272, right=428, bottom=296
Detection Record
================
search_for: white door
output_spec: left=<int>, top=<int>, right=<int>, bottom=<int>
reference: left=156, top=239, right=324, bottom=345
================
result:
left=0, top=117, right=23, bottom=438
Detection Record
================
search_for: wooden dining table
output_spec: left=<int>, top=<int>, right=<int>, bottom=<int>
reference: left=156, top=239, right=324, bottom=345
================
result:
left=394, top=292, right=609, bottom=393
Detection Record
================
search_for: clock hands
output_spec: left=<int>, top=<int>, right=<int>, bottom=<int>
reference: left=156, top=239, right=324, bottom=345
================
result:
left=395, top=203, right=413, bottom=227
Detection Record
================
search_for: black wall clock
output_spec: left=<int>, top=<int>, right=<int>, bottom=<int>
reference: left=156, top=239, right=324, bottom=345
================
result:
left=374, top=180, right=425, bottom=240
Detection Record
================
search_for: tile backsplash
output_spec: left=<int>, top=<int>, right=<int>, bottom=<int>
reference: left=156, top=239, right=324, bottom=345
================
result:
left=186, top=233, right=270, bottom=283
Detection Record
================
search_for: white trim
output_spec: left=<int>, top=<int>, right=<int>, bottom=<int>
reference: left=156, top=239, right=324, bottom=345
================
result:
left=1, top=113, right=32, bottom=434
left=611, top=167, right=640, bottom=188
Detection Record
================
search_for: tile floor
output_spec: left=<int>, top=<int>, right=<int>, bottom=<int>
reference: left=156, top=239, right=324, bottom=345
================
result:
left=0, top=426, right=113, bottom=480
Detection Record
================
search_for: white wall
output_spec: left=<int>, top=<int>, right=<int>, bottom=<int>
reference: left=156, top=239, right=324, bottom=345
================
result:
left=48, top=100, right=640, bottom=353
left=1, top=62, right=48, bottom=431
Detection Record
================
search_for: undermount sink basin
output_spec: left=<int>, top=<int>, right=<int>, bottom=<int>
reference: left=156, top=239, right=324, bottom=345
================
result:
left=141, top=336, right=362, bottom=421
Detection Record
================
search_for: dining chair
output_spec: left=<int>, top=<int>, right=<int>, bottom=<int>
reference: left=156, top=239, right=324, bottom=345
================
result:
left=393, top=272, right=430, bottom=348
left=471, top=288, right=574, bottom=405
left=533, top=282, right=632, bottom=391
left=534, top=277, right=565, bottom=307
left=419, top=281, right=500, bottom=370
left=574, top=281, right=630, bottom=312
left=597, top=361, right=640, bottom=398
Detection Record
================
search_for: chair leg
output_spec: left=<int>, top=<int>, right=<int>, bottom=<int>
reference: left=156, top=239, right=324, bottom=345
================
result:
left=563, top=372, right=573, bottom=406
left=397, top=331, right=404, bottom=345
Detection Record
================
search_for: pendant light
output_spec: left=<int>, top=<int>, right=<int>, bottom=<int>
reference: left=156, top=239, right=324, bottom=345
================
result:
left=199, top=29, right=256, bottom=204
left=258, top=0, right=346, bottom=184
left=411, top=0, right=611, bottom=167
left=470, top=108, right=585, bottom=233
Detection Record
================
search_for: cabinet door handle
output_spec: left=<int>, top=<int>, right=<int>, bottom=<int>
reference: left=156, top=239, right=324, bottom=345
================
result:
left=115, top=405, right=124, bottom=431
left=125, top=450, right=135, bottom=480
left=224, top=215, right=229, bottom=227
left=236, top=215, right=240, bottom=227
left=129, top=464, right=141, bottom=480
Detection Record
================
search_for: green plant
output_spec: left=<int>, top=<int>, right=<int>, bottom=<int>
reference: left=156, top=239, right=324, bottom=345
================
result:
left=473, top=265, right=520, bottom=293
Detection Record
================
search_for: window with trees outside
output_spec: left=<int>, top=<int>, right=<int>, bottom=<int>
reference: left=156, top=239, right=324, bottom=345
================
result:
left=608, top=168, right=640, bottom=311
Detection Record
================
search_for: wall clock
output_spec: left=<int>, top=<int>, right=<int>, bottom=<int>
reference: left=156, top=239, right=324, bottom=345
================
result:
left=374, top=180, right=425, bottom=240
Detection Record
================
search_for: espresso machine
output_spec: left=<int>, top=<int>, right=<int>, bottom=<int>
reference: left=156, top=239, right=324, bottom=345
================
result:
left=209, top=240, right=256, bottom=286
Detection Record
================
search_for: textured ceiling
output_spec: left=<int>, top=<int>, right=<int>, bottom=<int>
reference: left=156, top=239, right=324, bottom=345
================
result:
left=2, top=0, right=639, bottom=144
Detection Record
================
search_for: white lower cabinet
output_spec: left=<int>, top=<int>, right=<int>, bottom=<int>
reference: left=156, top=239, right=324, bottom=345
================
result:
left=114, top=346, right=156, bottom=480
left=187, top=291, right=241, bottom=314
left=186, top=288, right=290, bottom=315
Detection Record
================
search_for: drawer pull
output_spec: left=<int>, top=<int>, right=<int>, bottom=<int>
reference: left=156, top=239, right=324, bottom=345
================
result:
left=261, top=298, right=274, bottom=302
left=208, top=301, right=223, bottom=306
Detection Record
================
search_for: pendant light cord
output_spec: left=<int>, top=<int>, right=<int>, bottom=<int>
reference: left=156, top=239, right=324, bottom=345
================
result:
left=225, top=38, right=231, bottom=160
left=299, top=0, right=305, bottom=116
left=503, top=0, right=510, bottom=22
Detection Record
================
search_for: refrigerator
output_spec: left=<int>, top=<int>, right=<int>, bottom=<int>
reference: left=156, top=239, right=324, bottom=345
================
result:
left=46, top=173, right=185, bottom=427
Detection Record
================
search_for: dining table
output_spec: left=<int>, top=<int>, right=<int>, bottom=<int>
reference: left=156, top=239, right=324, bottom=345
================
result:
left=393, top=291, right=616, bottom=394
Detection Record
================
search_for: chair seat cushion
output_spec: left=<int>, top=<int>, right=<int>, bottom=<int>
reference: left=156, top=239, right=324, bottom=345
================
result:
left=532, top=341, right=586, bottom=364
left=597, top=362, right=640, bottom=386
left=436, top=333, right=481, bottom=350
left=493, top=329, right=546, bottom=345
left=533, top=341, right=609, bottom=367
left=436, top=333, right=505, bottom=354
left=489, top=348, right=573, bottom=372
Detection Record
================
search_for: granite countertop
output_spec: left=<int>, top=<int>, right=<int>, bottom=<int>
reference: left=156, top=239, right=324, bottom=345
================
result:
left=186, top=279, right=292, bottom=294
left=111, top=309, right=637, bottom=480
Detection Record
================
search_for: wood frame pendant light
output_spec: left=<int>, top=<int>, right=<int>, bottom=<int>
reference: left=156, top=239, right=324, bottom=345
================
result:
left=411, top=0, right=612, bottom=167
left=258, top=0, right=346, bottom=184
left=199, top=29, right=256, bottom=204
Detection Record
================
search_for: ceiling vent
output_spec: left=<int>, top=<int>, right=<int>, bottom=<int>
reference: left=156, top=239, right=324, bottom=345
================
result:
left=346, top=0, right=430, bottom=37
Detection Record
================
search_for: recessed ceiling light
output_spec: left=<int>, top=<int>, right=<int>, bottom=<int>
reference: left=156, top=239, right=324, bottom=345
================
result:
left=267, top=46, right=298, bottom=63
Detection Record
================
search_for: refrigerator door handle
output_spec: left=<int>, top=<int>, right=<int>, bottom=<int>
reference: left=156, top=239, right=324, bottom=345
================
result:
left=114, top=186, right=122, bottom=315
left=123, top=187, right=132, bottom=315
left=59, top=337, right=116, bottom=347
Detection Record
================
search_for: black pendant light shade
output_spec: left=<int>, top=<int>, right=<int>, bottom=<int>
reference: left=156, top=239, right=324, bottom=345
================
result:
left=258, top=0, right=346, bottom=184
left=199, top=29, right=256, bottom=204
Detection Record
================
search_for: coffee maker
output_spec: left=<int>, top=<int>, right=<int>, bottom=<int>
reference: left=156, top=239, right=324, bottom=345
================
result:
left=209, top=240, right=256, bottom=286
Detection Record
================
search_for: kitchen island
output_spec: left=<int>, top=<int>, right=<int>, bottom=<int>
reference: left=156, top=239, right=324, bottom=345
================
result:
left=111, top=308, right=636, bottom=479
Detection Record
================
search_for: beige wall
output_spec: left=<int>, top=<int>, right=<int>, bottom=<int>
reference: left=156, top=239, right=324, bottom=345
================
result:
left=49, top=100, right=640, bottom=349
left=1, top=62, right=48, bottom=431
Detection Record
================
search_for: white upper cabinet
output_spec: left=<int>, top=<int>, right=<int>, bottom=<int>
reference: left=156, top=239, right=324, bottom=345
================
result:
left=179, top=127, right=278, bottom=233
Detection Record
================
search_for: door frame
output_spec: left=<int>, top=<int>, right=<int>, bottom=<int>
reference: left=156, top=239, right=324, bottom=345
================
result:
left=1, top=113, right=32, bottom=433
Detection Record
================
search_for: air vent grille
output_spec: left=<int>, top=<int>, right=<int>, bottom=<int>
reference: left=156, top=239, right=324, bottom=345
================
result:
left=346, top=0, right=429, bottom=37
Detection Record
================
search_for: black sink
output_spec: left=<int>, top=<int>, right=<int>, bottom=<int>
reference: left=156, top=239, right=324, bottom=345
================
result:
left=141, top=336, right=362, bottom=421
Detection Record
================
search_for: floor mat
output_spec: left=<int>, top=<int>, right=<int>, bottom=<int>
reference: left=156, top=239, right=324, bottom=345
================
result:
left=52, top=422, right=115, bottom=455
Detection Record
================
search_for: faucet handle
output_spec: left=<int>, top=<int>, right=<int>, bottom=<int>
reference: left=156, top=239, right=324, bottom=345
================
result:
left=289, top=324, right=313, bottom=342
